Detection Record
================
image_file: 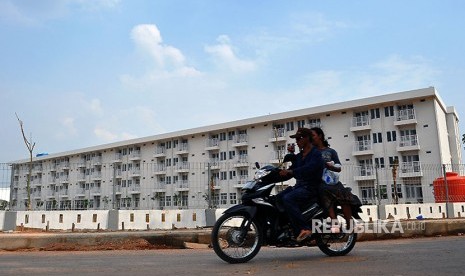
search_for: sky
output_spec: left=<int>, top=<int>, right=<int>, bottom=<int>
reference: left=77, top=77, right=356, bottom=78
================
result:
left=1, top=0, right=465, bottom=165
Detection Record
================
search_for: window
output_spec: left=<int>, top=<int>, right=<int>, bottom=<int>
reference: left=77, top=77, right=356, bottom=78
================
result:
left=229, top=193, right=237, bottom=204
left=370, top=108, right=380, bottom=119
left=387, top=131, right=397, bottom=142
left=392, top=184, right=403, bottom=199
left=297, top=120, right=305, bottom=128
left=229, top=170, right=236, bottom=179
left=166, top=141, right=172, bottom=149
left=286, top=122, right=294, bottom=131
left=173, top=140, right=178, bottom=148
left=166, top=176, right=171, bottom=184
left=229, top=150, right=236, bottom=160
left=220, top=152, right=227, bottom=161
left=375, top=157, right=385, bottom=168
left=221, top=193, right=228, bottom=205
left=220, top=171, right=227, bottom=180
left=372, top=133, right=383, bottom=143
left=219, top=132, right=227, bottom=141
left=228, top=131, right=235, bottom=140
left=165, top=158, right=172, bottom=167
left=308, top=118, right=321, bottom=128
left=385, top=106, right=394, bottom=117
left=389, top=156, right=399, bottom=167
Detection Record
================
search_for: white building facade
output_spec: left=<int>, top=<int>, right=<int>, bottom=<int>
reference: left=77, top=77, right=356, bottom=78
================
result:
left=9, top=87, right=462, bottom=211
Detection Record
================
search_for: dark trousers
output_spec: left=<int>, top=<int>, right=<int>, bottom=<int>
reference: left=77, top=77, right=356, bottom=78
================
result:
left=277, top=185, right=316, bottom=236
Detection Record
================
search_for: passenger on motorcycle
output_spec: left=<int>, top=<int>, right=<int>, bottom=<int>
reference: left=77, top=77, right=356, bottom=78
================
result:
left=277, top=127, right=324, bottom=242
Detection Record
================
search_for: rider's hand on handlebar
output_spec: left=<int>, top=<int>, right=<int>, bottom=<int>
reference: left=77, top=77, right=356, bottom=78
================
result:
left=279, top=169, right=292, bottom=177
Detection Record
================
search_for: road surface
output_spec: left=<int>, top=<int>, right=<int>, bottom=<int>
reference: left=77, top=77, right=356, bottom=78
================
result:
left=0, top=236, right=463, bottom=275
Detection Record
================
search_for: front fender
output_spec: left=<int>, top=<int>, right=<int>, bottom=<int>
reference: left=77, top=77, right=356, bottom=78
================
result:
left=223, top=204, right=257, bottom=218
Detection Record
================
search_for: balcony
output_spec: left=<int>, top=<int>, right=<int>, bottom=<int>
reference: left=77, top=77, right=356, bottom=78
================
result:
left=269, top=128, right=287, bottom=142
left=399, top=161, right=423, bottom=177
left=270, top=150, right=286, bottom=164
left=153, top=146, right=166, bottom=158
left=175, top=162, right=190, bottom=173
left=153, top=164, right=167, bottom=175
left=354, top=166, right=377, bottom=181
left=33, top=165, right=43, bottom=174
left=60, top=189, right=69, bottom=197
left=235, top=175, right=249, bottom=187
left=77, top=173, right=87, bottom=182
left=91, top=156, right=102, bottom=166
left=113, top=153, right=122, bottom=163
left=207, top=158, right=220, bottom=170
left=234, top=155, right=249, bottom=168
left=114, top=169, right=122, bottom=178
left=91, top=172, right=102, bottom=180
left=153, top=182, right=166, bottom=192
left=232, top=134, right=248, bottom=147
left=397, top=135, right=420, bottom=152
left=130, top=184, right=141, bottom=194
left=129, top=168, right=141, bottom=177
left=176, top=143, right=189, bottom=155
left=59, top=162, right=70, bottom=170
left=174, top=181, right=189, bottom=191
left=205, top=138, right=220, bottom=151
left=352, top=140, right=374, bottom=156
left=394, top=109, right=417, bottom=126
left=350, top=115, right=371, bottom=132
left=91, top=187, right=101, bottom=195
left=75, top=188, right=86, bottom=196
left=129, top=150, right=141, bottom=161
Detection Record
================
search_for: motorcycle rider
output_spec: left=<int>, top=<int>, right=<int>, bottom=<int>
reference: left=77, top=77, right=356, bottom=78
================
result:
left=277, top=127, right=324, bottom=242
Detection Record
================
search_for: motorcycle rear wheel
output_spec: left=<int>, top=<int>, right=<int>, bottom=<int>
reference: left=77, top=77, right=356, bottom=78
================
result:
left=211, top=213, right=262, bottom=264
left=316, top=231, right=357, bottom=256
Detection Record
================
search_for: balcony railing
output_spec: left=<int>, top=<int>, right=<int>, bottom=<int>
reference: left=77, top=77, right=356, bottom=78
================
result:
left=353, top=140, right=372, bottom=152
left=400, top=161, right=422, bottom=176
left=206, top=138, right=220, bottom=149
left=396, top=109, right=416, bottom=122
left=177, top=143, right=189, bottom=153
left=354, top=165, right=376, bottom=180
left=351, top=115, right=370, bottom=128
left=269, top=128, right=286, bottom=142
left=154, top=146, right=166, bottom=157
left=399, top=135, right=418, bottom=147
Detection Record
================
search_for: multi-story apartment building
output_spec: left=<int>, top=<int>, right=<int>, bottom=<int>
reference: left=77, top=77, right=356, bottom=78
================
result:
left=9, top=87, right=462, bottom=211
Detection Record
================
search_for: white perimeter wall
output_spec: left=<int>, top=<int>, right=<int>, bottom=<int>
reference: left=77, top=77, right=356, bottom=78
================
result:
left=2, top=202, right=465, bottom=231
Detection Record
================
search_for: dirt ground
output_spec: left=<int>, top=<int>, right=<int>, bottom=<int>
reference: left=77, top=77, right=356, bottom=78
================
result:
left=1, top=227, right=178, bottom=252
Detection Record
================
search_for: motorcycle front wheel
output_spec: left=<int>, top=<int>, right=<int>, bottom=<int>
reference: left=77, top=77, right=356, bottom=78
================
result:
left=211, top=213, right=262, bottom=264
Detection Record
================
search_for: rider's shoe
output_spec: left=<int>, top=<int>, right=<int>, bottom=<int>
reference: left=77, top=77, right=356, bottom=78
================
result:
left=296, top=229, right=312, bottom=242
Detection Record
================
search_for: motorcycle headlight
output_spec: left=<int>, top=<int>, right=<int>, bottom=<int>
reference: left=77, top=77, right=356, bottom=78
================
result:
left=254, top=169, right=271, bottom=180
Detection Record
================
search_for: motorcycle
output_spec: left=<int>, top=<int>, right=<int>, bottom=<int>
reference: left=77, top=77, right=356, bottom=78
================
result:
left=211, top=160, right=362, bottom=263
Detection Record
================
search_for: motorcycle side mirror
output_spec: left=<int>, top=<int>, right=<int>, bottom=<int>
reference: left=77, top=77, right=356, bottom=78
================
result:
left=255, top=162, right=260, bottom=169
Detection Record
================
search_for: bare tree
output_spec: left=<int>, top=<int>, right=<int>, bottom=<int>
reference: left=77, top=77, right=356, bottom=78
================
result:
left=15, top=113, right=35, bottom=211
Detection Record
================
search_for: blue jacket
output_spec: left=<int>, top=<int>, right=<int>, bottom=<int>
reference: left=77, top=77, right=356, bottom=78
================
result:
left=290, top=146, right=324, bottom=193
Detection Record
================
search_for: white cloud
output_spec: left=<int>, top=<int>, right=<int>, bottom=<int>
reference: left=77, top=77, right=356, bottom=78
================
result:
left=89, top=98, right=103, bottom=115
left=94, top=127, right=118, bottom=142
left=61, top=117, right=78, bottom=136
left=205, top=35, right=257, bottom=73
left=294, top=55, right=440, bottom=107
left=130, top=24, right=198, bottom=73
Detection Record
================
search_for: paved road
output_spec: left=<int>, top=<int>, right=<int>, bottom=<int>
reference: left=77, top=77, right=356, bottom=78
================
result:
left=0, top=236, right=464, bottom=276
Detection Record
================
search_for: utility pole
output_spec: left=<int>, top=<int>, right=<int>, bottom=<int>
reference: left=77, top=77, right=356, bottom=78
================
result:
left=392, top=159, right=399, bottom=204
left=15, top=113, right=35, bottom=211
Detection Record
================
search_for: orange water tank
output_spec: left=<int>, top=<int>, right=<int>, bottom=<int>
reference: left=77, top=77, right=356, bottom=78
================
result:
left=433, top=172, right=465, bottom=202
